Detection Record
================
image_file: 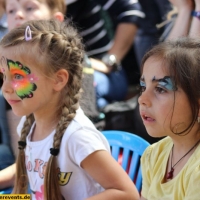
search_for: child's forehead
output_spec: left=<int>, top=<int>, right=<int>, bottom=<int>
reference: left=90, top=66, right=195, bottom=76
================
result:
left=1, top=56, right=34, bottom=70
left=6, top=0, right=43, bottom=5
left=0, top=48, right=48, bottom=74
left=143, top=56, right=169, bottom=72
left=0, top=47, right=40, bottom=70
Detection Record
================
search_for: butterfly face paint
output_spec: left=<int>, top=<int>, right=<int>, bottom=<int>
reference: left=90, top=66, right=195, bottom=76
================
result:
left=2, top=58, right=38, bottom=99
left=152, top=76, right=177, bottom=91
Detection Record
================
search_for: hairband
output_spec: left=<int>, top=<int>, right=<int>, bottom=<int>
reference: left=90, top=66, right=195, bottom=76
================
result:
left=18, top=141, right=27, bottom=150
left=25, top=26, right=32, bottom=41
left=50, top=148, right=59, bottom=156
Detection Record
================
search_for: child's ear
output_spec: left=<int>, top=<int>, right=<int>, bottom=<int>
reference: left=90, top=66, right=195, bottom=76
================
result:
left=53, top=69, right=69, bottom=91
left=53, top=12, right=64, bottom=22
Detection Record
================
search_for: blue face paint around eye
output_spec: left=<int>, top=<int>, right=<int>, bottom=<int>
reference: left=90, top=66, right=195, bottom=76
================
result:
left=152, top=76, right=177, bottom=91
left=140, top=80, right=146, bottom=87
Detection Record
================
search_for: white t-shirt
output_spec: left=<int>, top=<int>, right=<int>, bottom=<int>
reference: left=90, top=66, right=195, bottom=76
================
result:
left=17, top=108, right=110, bottom=200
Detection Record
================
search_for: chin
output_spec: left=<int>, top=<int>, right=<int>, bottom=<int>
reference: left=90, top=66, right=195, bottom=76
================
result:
left=147, top=133, right=162, bottom=138
left=145, top=128, right=165, bottom=138
left=12, top=109, right=30, bottom=117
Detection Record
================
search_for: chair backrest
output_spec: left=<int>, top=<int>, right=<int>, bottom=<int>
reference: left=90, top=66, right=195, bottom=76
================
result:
left=0, top=187, right=13, bottom=194
left=102, top=130, right=150, bottom=192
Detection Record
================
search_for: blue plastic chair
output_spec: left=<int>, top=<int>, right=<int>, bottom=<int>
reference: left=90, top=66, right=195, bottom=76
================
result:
left=102, top=130, right=150, bottom=192
left=0, top=186, right=31, bottom=195
left=0, top=187, right=13, bottom=194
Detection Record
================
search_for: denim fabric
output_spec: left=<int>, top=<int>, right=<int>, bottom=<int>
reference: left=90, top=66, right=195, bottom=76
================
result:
left=0, top=91, right=15, bottom=170
left=0, top=144, right=15, bottom=170
left=94, top=68, right=128, bottom=109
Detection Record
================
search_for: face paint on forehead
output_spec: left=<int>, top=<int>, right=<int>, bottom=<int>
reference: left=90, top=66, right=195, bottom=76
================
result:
left=152, top=76, right=177, bottom=91
left=6, top=59, right=38, bottom=99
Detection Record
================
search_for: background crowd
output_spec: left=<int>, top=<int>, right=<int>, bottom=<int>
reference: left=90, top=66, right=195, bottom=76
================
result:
left=0, top=0, right=173, bottom=172
left=1, top=0, right=200, bottom=199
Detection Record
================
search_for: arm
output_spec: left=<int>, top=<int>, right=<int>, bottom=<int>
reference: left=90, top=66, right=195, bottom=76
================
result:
left=81, top=150, right=139, bottom=200
left=189, top=0, right=200, bottom=37
left=102, top=0, right=142, bottom=61
left=140, top=196, right=147, bottom=200
left=90, top=0, right=142, bottom=74
left=108, top=23, right=137, bottom=62
left=90, top=23, right=137, bottom=74
left=0, top=163, right=16, bottom=189
left=167, top=0, right=194, bottom=39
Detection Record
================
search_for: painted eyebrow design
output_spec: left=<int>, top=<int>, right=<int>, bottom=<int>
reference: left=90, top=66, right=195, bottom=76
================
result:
left=152, top=76, right=171, bottom=83
left=152, top=76, right=177, bottom=90
left=140, top=76, right=145, bottom=82
left=140, top=76, right=171, bottom=83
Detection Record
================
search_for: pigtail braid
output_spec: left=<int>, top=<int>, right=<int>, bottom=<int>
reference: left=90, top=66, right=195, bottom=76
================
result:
left=13, top=114, right=34, bottom=194
left=44, top=91, right=80, bottom=200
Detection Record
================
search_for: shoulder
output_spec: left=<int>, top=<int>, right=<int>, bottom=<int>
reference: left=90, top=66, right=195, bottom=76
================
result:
left=65, top=107, right=98, bottom=135
left=60, top=108, right=110, bottom=165
left=184, top=147, right=200, bottom=198
left=186, top=145, right=200, bottom=176
left=141, top=137, right=172, bottom=164
left=62, top=108, right=110, bottom=149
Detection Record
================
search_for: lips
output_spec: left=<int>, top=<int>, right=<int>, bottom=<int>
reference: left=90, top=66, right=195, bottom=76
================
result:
left=7, top=99, right=21, bottom=105
left=16, top=23, right=22, bottom=27
left=140, top=111, right=155, bottom=122
left=142, top=115, right=155, bottom=122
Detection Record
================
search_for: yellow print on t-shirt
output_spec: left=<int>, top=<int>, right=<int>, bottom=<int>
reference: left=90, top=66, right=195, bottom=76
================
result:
left=26, top=157, right=72, bottom=186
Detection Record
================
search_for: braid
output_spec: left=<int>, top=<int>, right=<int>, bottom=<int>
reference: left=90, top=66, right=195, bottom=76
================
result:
left=37, top=22, right=83, bottom=199
left=0, top=19, right=84, bottom=199
left=13, top=114, right=34, bottom=194
left=44, top=91, right=80, bottom=200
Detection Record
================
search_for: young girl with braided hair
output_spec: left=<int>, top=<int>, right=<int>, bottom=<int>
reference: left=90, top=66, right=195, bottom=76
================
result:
left=0, top=19, right=139, bottom=200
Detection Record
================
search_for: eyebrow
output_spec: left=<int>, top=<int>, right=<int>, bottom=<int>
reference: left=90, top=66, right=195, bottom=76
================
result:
left=140, top=76, right=144, bottom=82
left=153, top=76, right=177, bottom=90
left=140, top=75, right=177, bottom=90
left=140, top=76, right=171, bottom=82
left=152, top=76, right=171, bottom=83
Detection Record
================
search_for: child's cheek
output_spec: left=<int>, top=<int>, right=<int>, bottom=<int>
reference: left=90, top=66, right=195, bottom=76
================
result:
left=12, top=80, right=22, bottom=90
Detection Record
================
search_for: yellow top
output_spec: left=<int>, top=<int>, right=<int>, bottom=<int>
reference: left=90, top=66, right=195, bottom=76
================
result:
left=141, top=136, right=200, bottom=200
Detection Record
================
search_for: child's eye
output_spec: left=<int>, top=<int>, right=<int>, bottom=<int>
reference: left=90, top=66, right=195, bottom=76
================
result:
left=139, top=85, right=146, bottom=93
left=7, top=9, right=15, bottom=14
left=26, top=6, right=35, bottom=12
left=155, top=86, right=166, bottom=94
left=14, top=74, right=24, bottom=80
left=139, top=81, right=146, bottom=93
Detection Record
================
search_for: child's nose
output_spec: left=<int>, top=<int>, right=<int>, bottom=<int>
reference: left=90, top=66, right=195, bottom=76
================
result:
left=15, top=10, right=24, bottom=20
left=138, top=90, right=152, bottom=108
left=2, top=80, right=14, bottom=94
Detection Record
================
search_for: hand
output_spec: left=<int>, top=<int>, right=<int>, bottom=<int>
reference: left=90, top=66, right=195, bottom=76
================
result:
left=169, top=0, right=194, bottom=11
left=90, top=58, right=113, bottom=74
